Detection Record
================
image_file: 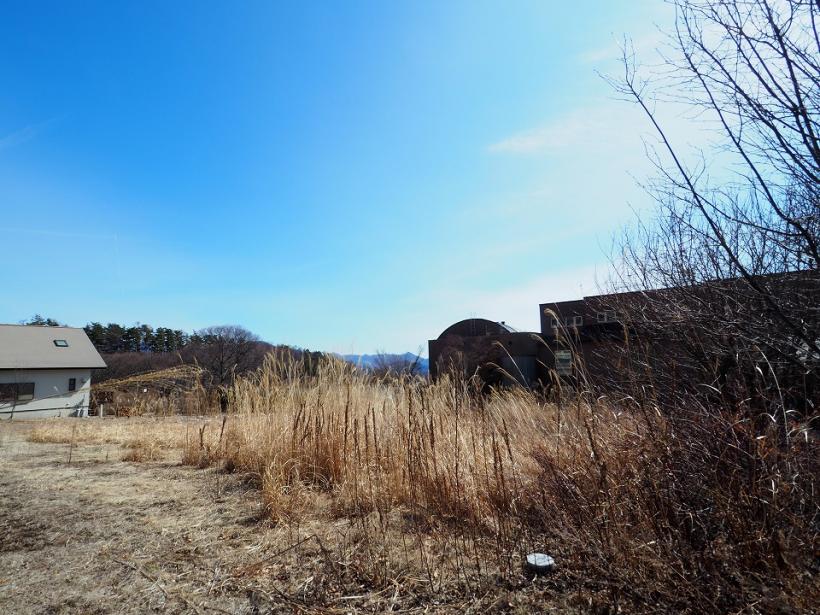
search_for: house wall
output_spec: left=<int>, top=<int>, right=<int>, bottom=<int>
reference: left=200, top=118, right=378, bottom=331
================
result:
left=0, top=369, right=93, bottom=419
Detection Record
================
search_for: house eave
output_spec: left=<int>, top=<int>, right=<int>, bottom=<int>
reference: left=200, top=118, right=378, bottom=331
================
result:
left=0, top=365, right=106, bottom=371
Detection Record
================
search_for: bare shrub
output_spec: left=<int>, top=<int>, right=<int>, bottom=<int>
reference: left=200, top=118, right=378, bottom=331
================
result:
left=607, top=0, right=819, bottom=421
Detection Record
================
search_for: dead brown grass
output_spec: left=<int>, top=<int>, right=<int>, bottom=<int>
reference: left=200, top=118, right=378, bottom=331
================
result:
left=27, top=416, right=220, bottom=462
left=26, top=356, right=818, bottom=612
left=120, top=442, right=164, bottom=462
left=181, top=355, right=818, bottom=613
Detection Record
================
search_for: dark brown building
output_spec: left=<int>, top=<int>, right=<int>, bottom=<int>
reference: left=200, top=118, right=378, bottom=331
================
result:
left=431, top=272, right=819, bottom=396
left=428, top=318, right=550, bottom=387
left=539, top=294, right=630, bottom=387
left=428, top=294, right=630, bottom=388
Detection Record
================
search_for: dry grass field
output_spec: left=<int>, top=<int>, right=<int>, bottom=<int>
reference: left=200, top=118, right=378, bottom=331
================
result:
left=2, top=356, right=817, bottom=613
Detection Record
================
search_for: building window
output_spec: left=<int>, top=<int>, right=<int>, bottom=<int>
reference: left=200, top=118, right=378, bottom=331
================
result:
left=553, top=316, right=583, bottom=328
left=54, top=339, right=69, bottom=347
left=17, top=383, right=34, bottom=401
left=597, top=310, right=618, bottom=323
left=0, top=383, right=35, bottom=402
left=0, top=384, right=15, bottom=402
left=68, top=378, right=76, bottom=392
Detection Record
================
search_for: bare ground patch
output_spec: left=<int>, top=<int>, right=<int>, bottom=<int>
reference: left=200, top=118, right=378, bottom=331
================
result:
left=0, top=421, right=574, bottom=614
left=0, top=423, right=268, bottom=613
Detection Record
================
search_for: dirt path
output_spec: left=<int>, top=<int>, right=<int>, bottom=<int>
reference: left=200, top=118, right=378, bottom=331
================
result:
left=0, top=422, right=299, bottom=614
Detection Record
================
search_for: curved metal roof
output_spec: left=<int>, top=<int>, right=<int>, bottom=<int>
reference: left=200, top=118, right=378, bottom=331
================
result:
left=437, top=318, right=516, bottom=340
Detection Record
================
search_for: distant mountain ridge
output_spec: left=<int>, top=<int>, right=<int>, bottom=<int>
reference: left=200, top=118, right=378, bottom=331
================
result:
left=341, top=352, right=429, bottom=375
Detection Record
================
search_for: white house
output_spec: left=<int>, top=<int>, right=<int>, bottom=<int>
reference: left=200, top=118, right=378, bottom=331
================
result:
left=0, top=325, right=106, bottom=419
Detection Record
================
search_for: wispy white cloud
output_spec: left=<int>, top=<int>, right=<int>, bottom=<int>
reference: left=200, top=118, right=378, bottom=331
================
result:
left=409, top=263, right=607, bottom=341
left=487, top=90, right=711, bottom=160
left=578, top=31, right=665, bottom=65
left=486, top=131, right=552, bottom=155
left=487, top=102, right=648, bottom=156
left=0, top=117, right=60, bottom=152
left=305, top=264, right=609, bottom=356
left=0, top=125, right=39, bottom=150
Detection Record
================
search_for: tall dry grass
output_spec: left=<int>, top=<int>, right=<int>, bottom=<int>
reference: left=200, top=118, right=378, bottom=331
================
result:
left=179, top=355, right=818, bottom=612
left=26, top=353, right=815, bottom=610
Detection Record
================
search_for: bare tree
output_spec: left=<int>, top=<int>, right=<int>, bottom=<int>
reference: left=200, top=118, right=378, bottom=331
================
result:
left=24, top=315, right=63, bottom=326
left=607, top=0, right=819, bottom=423
left=371, top=351, right=424, bottom=379
left=186, top=325, right=268, bottom=386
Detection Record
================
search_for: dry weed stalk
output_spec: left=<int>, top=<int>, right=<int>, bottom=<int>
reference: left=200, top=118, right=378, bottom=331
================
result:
left=186, top=354, right=817, bottom=612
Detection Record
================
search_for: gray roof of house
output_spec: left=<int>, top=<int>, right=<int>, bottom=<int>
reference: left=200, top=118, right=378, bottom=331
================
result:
left=0, top=325, right=107, bottom=369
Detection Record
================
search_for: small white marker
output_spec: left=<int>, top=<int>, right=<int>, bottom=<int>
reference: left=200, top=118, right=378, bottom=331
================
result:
left=524, top=552, right=555, bottom=574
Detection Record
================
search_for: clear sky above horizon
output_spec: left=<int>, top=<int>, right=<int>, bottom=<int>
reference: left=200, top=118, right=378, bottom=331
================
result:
left=0, top=1, right=678, bottom=355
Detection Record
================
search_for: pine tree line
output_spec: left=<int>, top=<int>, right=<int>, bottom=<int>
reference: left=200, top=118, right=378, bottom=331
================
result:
left=24, top=315, right=193, bottom=354
left=83, top=322, right=190, bottom=353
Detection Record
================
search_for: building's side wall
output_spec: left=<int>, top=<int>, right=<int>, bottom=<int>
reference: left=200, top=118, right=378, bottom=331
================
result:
left=430, top=332, right=550, bottom=387
left=0, top=369, right=92, bottom=419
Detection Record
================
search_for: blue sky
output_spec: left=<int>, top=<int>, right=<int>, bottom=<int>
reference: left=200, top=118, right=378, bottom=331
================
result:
left=0, top=1, right=677, bottom=354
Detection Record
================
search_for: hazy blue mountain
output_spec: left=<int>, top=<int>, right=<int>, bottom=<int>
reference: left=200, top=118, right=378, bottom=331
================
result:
left=341, top=352, right=429, bottom=375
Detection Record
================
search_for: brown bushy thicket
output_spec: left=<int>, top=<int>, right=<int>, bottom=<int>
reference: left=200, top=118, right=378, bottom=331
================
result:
left=93, top=339, right=324, bottom=388
left=175, top=355, right=818, bottom=613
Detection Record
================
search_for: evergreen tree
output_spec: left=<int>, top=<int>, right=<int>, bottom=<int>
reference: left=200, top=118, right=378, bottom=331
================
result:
left=25, top=314, right=63, bottom=326
left=139, top=324, right=154, bottom=352
left=122, top=327, right=142, bottom=352
left=84, top=322, right=106, bottom=348
left=104, top=323, right=126, bottom=353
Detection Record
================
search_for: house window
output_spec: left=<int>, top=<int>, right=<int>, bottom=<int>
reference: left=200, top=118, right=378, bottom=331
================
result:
left=0, top=384, right=15, bottom=402
left=68, top=378, right=76, bottom=392
left=572, top=315, right=583, bottom=327
left=0, top=383, right=35, bottom=402
left=54, top=339, right=69, bottom=347
left=17, top=383, right=34, bottom=401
